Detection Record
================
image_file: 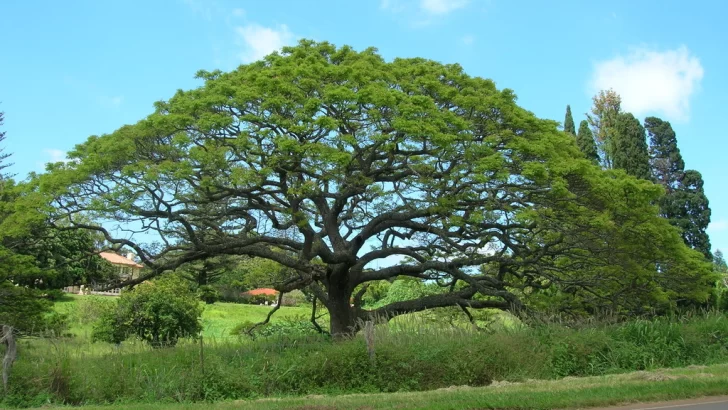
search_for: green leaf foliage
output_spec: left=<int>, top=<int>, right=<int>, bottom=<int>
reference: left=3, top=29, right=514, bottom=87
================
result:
left=41, top=41, right=715, bottom=333
left=576, top=120, right=599, bottom=163
left=645, top=117, right=711, bottom=258
left=563, top=105, right=576, bottom=135
left=612, top=112, right=651, bottom=180
left=645, top=116, right=685, bottom=189
left=1, top=178, right=110, bottom=331
left=92, top=275, right=202, bottom=347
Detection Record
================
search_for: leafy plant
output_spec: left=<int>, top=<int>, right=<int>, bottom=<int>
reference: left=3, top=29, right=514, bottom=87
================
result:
left=198, top=285, right=220, bottom=305
left=92, top=276, right=202, bottom=347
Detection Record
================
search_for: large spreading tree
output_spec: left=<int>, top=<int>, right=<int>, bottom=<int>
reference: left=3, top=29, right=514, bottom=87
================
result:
left=645, top=117, right=711, bottom=258
left=42, top=41, right=714, bottom=336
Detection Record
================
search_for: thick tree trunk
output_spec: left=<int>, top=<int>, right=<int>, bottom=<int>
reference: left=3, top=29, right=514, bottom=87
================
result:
left=327, top=276, right=357, bottom=338
left=1, top=325, right=17, bottom=391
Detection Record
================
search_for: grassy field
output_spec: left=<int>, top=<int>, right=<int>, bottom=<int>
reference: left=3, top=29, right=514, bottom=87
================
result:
left=3, top=311, right=728, bottom=408
left=54, top=294, right=313, bottom=340
left=25, top=364, right=728, bottom=410
left=4, top=298, right=728, bottom=408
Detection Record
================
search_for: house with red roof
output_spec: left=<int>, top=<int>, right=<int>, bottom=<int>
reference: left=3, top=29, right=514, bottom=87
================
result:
left=242, top=288, right=279, bottom=305
left=64, top=252, right=144, bottom=296
left=243, top=288, right=278, bottom=296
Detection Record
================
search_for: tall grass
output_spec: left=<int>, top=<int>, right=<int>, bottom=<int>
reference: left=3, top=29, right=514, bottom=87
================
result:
left=2, top=312, right=728, bottom=408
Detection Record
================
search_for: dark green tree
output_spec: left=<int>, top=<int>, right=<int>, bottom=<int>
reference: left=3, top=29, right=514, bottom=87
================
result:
left=43, top=41, right=715, bottom=336
left=177, top=255, right=239, bottom=287
left=576, top=120, right=599, bottom=163
left=645, top=116, right=685, bottom=190
left=563, top=105, right=576, bottom=135
left=666, top=170, right=711, bottom=258
left=0, top=179, right=110, bottom=332
left=0, top=110, right=12, bottom=179
left=645, top=117, right=712, bottom=258
left=715, top=250, right=727, bottom=273
left=612, top=112, right=651, bottom=180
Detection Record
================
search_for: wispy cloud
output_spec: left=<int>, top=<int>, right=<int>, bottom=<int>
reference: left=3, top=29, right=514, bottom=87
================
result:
left=100, top=95, right=124, bottom=108
left=420, top=0, right=469, bottom=14
left=380, top=0, right=407, bottom=12
left=461, top=34, right=475, bottom=45
left=183, top=0, right=215, bottom=20
left=381, top=0, right=471, bottom=26
left=589, top=46, right=704, bottom=121
left=235, top=24, right=296, bottom=63
left=709, top=219, right=728, bottom=233
left=36, top=149, right=70, bottom=170
left=44, top=149, right=67, bottom=163
left=232, top=8, right=245, bottom=17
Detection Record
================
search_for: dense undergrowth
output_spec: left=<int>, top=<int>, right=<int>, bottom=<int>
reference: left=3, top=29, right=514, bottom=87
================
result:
left=2, top=312, right=728, bottom=408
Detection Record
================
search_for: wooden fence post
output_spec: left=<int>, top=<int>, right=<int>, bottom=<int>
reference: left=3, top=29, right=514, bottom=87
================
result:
left=1, top=325, right=17, bottom=391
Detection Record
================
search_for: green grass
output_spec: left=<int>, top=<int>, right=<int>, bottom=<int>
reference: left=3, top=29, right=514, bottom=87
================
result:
left=198, top=301, right=312, bottom=339
left=53, top=294, right=313, bottom=341
left=4, top=312, right=728, bottom=408
left=23, top=364, right=728, bottom=409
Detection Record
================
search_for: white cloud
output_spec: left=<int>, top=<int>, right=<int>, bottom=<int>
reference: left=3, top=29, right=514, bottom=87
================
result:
left=420, top=0, right=469, bottom=14
left=232, top=8, right=245, bottom=17
left=109, top=96, right=123, bottom=107
left=589, top=46, right=704, bottom=121
left=709, top=219, right=728, bottom=233
left=381, top=0, right=470, bottom=25
left=461, top=34, right=475, bottom=45
left=380, top=0, right=406, bottom=12
left=99, top=95, right=124, bottom=108
left=37, top=149, right=71, bottom=169
left=235, top=24, right=296, bottom=63
left=183, top=0, right=212, bottom=20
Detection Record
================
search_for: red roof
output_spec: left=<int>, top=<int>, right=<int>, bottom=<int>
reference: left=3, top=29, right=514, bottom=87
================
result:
left=244, top=288, right=278, bottom=296
left=99, top=252, right=144, bottom=268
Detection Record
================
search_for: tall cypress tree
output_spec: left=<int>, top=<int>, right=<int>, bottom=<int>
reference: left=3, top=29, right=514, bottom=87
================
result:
left=645, top=117, right=712, bottom=258
left=669, top=170, right=712, bottom=258
left=0, top=110, right=12, bottom=179
left=612, top=112, right=651, bottom=180
left=564, top=105, right=576, bottom=135
left=645, top=116, right=685, bottom=191
left=576, top=120, right=599, bottom=163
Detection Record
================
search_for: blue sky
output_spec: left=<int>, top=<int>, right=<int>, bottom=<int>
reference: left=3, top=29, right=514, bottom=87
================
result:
left=1, top=0, right=727, bottom=253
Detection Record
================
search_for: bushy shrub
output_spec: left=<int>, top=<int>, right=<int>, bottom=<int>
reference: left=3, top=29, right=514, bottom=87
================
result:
left=198, top=285, right=220, bottom=304
left=72, top=296, right=117, bottom=325
left=230, top=315, right=322, bottom=339
left=41, top=311, right=70, bottom=337
left=282, top=290, right=307, bottom=306
left=92, top=276, right=202, bottom=347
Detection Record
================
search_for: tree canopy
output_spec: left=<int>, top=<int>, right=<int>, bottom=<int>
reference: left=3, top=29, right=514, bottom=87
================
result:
left=0, top=110, right=12, bottom=180
left=587, top=89, right=621, bottom=168
left=563, top=105, right=575, bottom=135
left=41, top=41, right=715, bottom=335
left=645, top=117, right=711, bottom=258
left=612, top=112, right=650, bottom=180
left=576, top=120, right=599, bottom=163
left=0, top=117, right=111, bottom=331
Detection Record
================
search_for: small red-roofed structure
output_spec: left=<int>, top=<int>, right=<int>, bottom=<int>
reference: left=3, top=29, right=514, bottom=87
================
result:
left=243, top=288, right=279, bottom=296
